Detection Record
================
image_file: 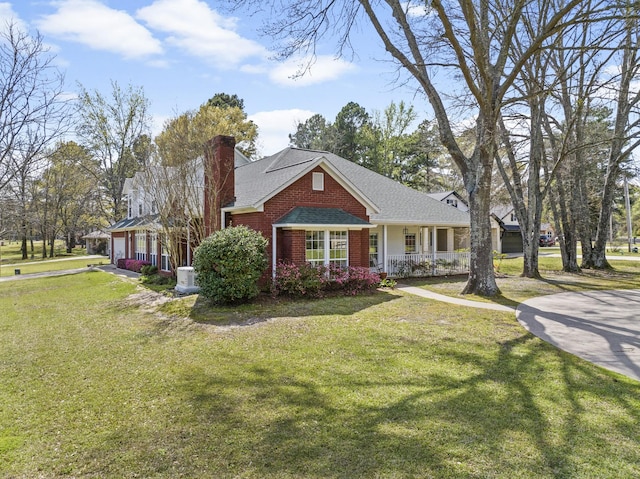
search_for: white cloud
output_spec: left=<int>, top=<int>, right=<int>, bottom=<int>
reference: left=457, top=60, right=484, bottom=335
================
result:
left=136, top=0, right=266, bottom=68
left=401, top=1, right=432, bottom=17
left=0, top=2, right=28, bottom=32
left=35, top=0, right=163, bottom=59
left=268, top=55, right=357, bottom=87
left=249, top=109, right=316, bottom=156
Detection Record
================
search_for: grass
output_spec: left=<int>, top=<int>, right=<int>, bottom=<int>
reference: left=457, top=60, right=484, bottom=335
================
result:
left=0, top=240, right=88, bottom=265
left=407, top=255, right=640, bottom=308
left=1, top=271, right=640, bottom=478
left=0, top=240, right=106, bottom=277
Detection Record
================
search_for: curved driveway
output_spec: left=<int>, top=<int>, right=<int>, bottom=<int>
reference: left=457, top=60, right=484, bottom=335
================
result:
left=516, top=290, right=640, bottom=381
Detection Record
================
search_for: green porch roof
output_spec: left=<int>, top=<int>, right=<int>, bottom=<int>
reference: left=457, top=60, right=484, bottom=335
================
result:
left=275, top=207, right=372, bottom=227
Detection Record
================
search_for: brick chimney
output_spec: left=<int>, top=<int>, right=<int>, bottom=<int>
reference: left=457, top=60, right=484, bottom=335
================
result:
left=204, top=135, right=236, bottom=236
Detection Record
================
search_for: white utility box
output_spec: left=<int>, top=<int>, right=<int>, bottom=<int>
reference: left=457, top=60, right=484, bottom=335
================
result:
left=175, top=266, right=200, bottom=294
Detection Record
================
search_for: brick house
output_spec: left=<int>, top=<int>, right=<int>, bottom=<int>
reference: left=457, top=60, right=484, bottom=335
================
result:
left=110, top=135, right=471, bottom=278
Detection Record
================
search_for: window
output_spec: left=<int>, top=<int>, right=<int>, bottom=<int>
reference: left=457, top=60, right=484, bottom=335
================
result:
left=369, top=233, right=379, bottom=268
left=305, top=230, right=349, bottom=267
left=446, top=198, right=458, bottom=208
left=161, top=234, right=170, bottom=271
left=329, top=231, right=348, bottom=267
left=312, top=172, right=324, bottom=191
left=135, top=230, right=147, bottom=261
left=149, top=232, right=158, bottom=266
left=127, top=195, right=132, bottom=218
left=306, top=231, right=325, bottom=265
left=138, top=188, right=145, bottom=216
left=405, top=233, right=416, bottom=253
left=510, top=212, right=517, bottom=222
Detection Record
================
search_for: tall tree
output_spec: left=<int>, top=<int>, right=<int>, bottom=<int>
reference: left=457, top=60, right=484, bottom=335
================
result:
left=334, top=101, right=370, bottom=162
left=588, top=9, right=640, bottom=268
left=155, top=102, right=258, bottom=164
left=76, top=81, right=151, bottom=223
left=0, top=21, right=70, bottom=259
left=288, top=113, right=335, bottom=151
left=41, top=141, right=101, bottom=254
left=237, top=0, right=590, bottom=295
left=206, top=92, right=245, bottom=110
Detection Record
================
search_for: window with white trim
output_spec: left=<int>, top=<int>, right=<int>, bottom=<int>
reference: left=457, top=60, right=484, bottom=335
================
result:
left=149, top=232, right=158, bottom=266
left=329, top=231, right=348, bottom=267
left=135, top=230, right=147, bottom=261
left=161, top=234, right=170, bottom=271
left=446, top=198, right=458, bottom=207
left=306, top=230, right=349, bottom=267
left=312, top=172, right=324, bottom=191
left=369, top=233, right=379, bottom=268
left=405, top=233, right=416, bottom=253
left=305, top=231, right=325, bottom=266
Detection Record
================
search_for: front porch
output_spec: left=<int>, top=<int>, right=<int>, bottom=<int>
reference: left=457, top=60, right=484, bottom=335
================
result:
left=370, top=224, right=470, bottom=278
left=386, top=251, right=470, bottom=277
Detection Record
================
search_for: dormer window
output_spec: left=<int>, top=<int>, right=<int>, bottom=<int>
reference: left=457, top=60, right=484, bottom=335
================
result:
left=138, top=188, right=144, bottom=216
left=446, top=198, right=458, bottom=207
left=312, top=172, right=324, bottom=191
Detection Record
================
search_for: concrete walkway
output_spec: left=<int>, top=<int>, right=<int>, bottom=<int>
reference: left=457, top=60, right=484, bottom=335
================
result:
left=516, top=290, right=640, bottom=381
left=395, top=284, right=515, bottom=312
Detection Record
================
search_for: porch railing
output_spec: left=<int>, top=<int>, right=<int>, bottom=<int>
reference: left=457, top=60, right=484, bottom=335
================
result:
left=385, top=252, right=470, bottom=277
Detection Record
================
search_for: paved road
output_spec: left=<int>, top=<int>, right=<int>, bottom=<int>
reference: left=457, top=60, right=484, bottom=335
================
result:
left=517, top=290, right=640, bottom=381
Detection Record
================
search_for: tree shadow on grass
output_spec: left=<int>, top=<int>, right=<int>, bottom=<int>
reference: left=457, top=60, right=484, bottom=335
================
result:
left=185, top=289, right=402, bottom=327
left=167, top=331, right=640, bottom=478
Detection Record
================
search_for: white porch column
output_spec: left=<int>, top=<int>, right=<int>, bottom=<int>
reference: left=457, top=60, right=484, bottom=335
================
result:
left=431, top=226, right=437, bottom=275
left=383, top=225, right=388, bottom=273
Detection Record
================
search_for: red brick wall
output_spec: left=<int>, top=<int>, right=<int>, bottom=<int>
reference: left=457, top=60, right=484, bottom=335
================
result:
left=230, top=166, right=370, bottom=273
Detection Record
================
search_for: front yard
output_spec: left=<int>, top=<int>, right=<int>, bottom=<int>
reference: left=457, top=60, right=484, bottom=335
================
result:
left=1, top=267, right=640, bottom=478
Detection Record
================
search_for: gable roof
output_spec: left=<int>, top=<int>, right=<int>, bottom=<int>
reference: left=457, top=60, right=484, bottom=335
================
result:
left=233, top=148, right=469, bottom=226
left=427, top=190, right=468, bottom=205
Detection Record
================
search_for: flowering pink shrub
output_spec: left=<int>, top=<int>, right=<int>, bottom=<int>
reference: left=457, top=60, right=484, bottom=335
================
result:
left=272, top=261, right=325, bottom=297
left=118, top=259, right=151, bottom=273
left=272, top=261, right=380, bottom=298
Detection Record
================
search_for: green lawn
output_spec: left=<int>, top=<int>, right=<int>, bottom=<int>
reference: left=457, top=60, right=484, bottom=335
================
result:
left=408, top=256, right=640, bottom=307
left=1, top=271, right=639, bottom=478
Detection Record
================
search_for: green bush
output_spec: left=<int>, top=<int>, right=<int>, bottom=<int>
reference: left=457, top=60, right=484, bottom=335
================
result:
left=193, top=225, right=269, bottom=304
left=140, top=264, right=158, bottom=276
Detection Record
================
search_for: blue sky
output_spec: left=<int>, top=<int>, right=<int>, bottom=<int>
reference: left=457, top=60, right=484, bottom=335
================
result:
left=3, top=0, right=430, bottom=157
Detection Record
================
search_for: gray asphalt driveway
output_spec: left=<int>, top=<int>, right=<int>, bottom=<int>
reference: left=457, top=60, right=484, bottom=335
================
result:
left=517, top=289, right=640, bottom=381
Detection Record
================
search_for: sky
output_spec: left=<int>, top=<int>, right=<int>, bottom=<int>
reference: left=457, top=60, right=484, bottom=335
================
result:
left=2, top=0, right=430, bottom=157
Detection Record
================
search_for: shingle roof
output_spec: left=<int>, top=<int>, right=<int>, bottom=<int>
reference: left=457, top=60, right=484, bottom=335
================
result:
left=275, top=207, right=372, bottom=227
left=109, top=214, right=161, bottom=231
left=234, top=148, right=470, bottom=226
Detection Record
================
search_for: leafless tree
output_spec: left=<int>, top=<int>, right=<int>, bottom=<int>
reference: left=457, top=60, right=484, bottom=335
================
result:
left=76, top=81, right=151, bottom=223
left=232, top=0, right=592, bottom=295
left=0, top=22, right=70, bottom=257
